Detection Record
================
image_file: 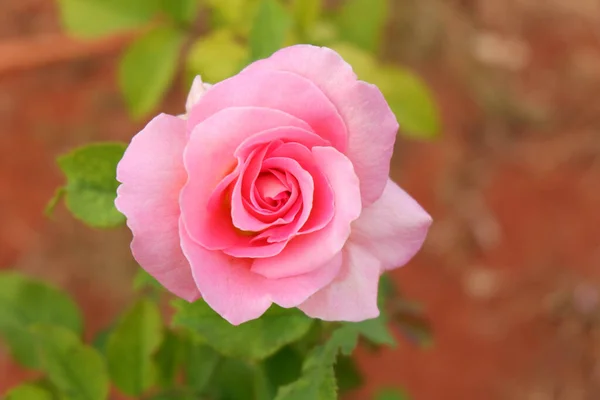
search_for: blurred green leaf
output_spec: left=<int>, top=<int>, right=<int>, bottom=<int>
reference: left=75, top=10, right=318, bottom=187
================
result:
left=155, top=329, right=184, bottom=388
left=0, top=272, right=81, bottom=368
left=329, top=42, right=378, bottom=80
left=206, top=0, right=259, bottom=36
left=182, top=339, right=221, bottom=394
left=336, top=0, right=388, bottom=52
left=119, top=26, right=185, bottom=118
left=378, top=66, right=441, bottom=139
left=292, top=0, right=321, bottom=36
left=346, top=316, right=396, bottom=348
left=160, top=0, right=200, bottom=24
left=172, top=301, right=313, bottom=361
left=274, top=325, right=360, bottom=400
left=335, top=355, right=363, bottom=394
left=375, top=388, right=412, bottom=400
left=57, top=0, right=161, bottom=38
left=249, top=0, right=292, bottom=61
left=57, top=142, right=126, bottom=228
left=186, top=29, right=249, bottom=84
left=263, top=345, right=303, bottom=390
left=4, top=384, right=54, bottom=400
left=33, top=325, right=109, bottom=400
left=209, top=358, right=270, bottom=400
left=133, top=268, right=162, bottom=292
left=106, top=298, right=163, bottom=396
left=92, top=325, right=113, bottom=355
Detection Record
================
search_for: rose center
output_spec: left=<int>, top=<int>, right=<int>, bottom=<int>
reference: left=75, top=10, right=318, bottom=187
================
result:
left=254, top=171, right=291, bottom=209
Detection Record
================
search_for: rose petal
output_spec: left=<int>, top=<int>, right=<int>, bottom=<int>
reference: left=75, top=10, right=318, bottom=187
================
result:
left=115, top=114, right=200, bottom=302
left=180, top=107, right=313, bottom=251
left=350, top=179, right=432, bottom=271
left=180, top=224, right=343, bottom=325
left=244, top=45, right=399, bottom=206
left=187, top=69, right=347, bottom=151
left=250, top=146, right=361, bottom=279
left=299, top=243, right=380, bottom=321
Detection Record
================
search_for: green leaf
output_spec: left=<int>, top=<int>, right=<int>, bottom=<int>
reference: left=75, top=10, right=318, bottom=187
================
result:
left=274, top=326, right=359, bottom=400
left=106, top=298, right=163, bottom=396
left=335, top=355, right=363, bottom=394
left=160, top=0, right=200, bottom=25
left=375, top=388, right=411, bottom=400
left=0, top=272, right=82, bottom=368
left=92, top=326, right=112, bottom=355
left=209, top=358, right=269, bottom=400
left=133, top=268, right=162, bottom=292
left=119, top=26, right=185, bottom=119
left=155, top=329, right=184, bottom=388
left=57, top=0, right=161, bottom=38
left=264, top=345, right=303, bottom=390
left=33, top=325, right=109, bottom=400
left=172, top=300, right=313, bottom=361
left=329, top=42, right=378, bottom=80
left=57, top=142, right=126, bottom=228
left=186, top=29, right=249, bottom=84
left=378, top=66, right=441, bottom=139
left=249, top=0, right=292, bottom=61
left=336, top=0, right=388, bottom=52
left=347, top=317, right=396, bottom=347
left=182, top=339, right=221, bottom=393
left=292, top=0, right=321, bottom=35
left=5, top=384, right=54, bottom=400
left=206, top=0, right=259, bottom=36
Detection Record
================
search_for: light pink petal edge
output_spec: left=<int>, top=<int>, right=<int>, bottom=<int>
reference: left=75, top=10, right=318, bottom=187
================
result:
left=115, top=114, right=200, bottom=302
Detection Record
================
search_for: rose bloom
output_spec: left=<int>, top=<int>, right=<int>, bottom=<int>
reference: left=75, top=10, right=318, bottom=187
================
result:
left=116, top=45, right=432, bottom=325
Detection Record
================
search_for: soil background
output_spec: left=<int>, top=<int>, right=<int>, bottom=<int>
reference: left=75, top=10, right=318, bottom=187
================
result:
left=1, top=1, right=600, bottom=399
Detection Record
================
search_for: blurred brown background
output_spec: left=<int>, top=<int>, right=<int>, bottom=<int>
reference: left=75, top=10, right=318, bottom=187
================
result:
left=1, top=0, right=600, bottom=399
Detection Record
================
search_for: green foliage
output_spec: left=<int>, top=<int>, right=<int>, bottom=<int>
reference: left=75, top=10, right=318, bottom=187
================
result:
left=4, top=384, right=54, bottom=400
left=33, top=325, right=109, bottom=400
left=173, top=300, right=313, bottom=361
left=208, top=358, right=271, bottom=400
left=347, top=317, right=396, bottom=347
left=390, top=300, right=434, bottom=349
left=160, top=0, right=201, bottom=25
left=154, top=329, right=184, bottom=388
left=375, top=388, right=412, bottom=400
left=0, top=272, right=82, bottom=368
left=336, top=0, right=389, bottom=52
left=182, top=339, right=221, bottom=394
left=378, top=66, right=441, bottom=139
left=56, top=142, right=126, bottom=228
left=292, top=0, right=321, bottom=37
left=106, top=298, right=163, bottom=396
left=57, top=0, right=161, bottom=38
left=274, top=326, right=360, bottom=400
left=249, top=0, right=292, bottom=61
left=335, top=355, right=363, bottom=394
left=119, top=26, right=185, bottom=119
left=133, top=268, right=162, bottom=292
left=263, top=345, right=304, bottom=390
left=206, top=0, right=260, bottom=36
left=186, top=29, right=249, bottom=84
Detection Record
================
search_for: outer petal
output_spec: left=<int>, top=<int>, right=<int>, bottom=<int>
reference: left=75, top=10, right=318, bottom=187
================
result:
left=250, top=146, right=361, bottom=280
left=115, top=114, right=200, bottom=302
left=299, top=243, right=381, bottom=321
left=180, top=225, right=343, bottom=325
left=244, top=45, right=399, bottom=206
left=187, top=69, right=347, bottom=151
left=350, top=179, right=432, bottom=271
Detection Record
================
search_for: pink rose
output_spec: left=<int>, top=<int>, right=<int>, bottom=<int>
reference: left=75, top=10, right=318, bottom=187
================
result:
left=116, top=45, right=432, bottom=325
